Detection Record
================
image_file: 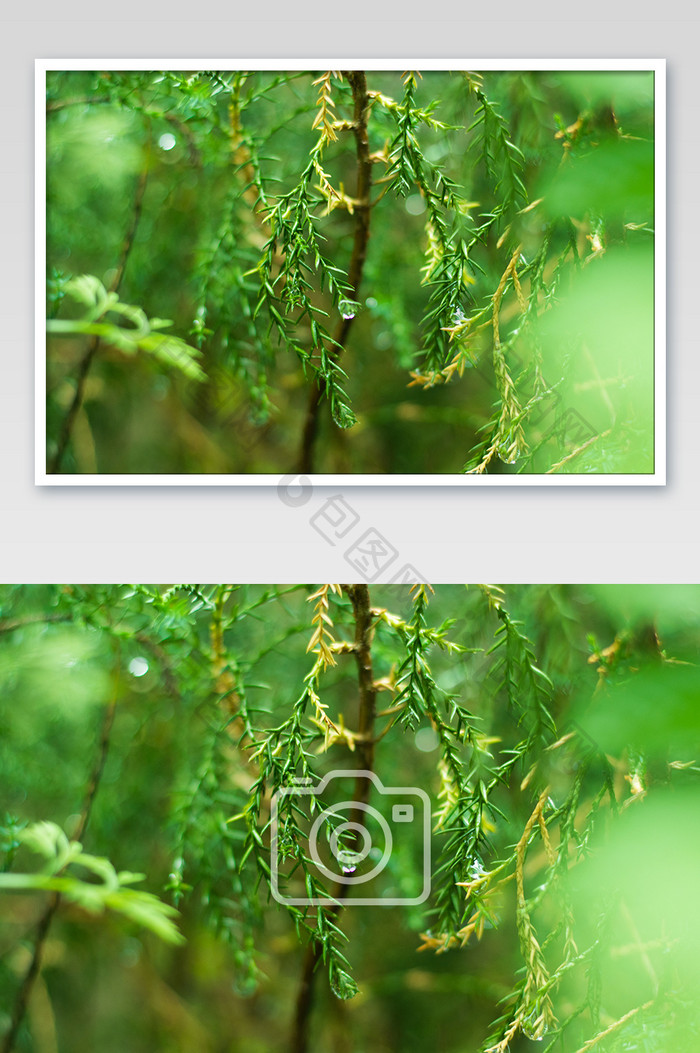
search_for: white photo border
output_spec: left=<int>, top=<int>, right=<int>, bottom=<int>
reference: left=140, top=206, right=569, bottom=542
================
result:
left=36, top=58, right=666, bottom=487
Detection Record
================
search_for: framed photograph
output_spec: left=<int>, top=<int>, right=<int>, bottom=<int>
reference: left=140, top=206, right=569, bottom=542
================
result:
left=37, top=60, right=665, bottom=484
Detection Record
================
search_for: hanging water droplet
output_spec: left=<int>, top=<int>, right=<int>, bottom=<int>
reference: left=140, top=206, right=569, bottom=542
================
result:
left=330, top=970, right=359, bottom=1000
left=521, top=1009, right=547, bottom=1041
left=497, top=443, right=520, bottom=465
left=336, top=847, right=363, bottom=874
left=339, top=299, right=360, bottom=321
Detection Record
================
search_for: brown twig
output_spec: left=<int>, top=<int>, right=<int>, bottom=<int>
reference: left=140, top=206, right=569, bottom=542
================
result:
left=46, top=94, right=110, bottom=112
left=291, top=944, right=323, bottom=1053
left=1, top=657, right=121, bottom=1053
left=48, top=134, right=151, bottom=474
left=344, top=584, right=377, bottom=779
left=297, top=72, right=373, bottom=475
left=1, top=894, right=61, bottom=1053
left=47, top=95, right=200, bottom=165
left=290, top=585, right=377, bottom=1053
left=0, top=613, right=71, bottom=635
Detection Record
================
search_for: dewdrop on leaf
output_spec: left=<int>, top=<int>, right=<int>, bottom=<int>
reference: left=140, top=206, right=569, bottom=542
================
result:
left=339, top=299, right=361, bottom=321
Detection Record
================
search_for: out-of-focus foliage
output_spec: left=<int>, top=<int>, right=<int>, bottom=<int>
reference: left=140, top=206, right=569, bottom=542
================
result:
left=2, top=584, right=698, bottom=1053
left=0, top=822, right=183, bottom=944
left=45, top=68, right=658, bottom=475
left=48, top=275, right=205, bottom=381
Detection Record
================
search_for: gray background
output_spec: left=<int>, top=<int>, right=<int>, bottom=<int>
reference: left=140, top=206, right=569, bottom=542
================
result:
left=3, top=6, right=695, bottom=583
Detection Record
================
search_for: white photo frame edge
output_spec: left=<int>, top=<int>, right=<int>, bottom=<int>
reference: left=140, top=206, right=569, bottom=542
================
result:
left=35, top=58, right=666, bottom=487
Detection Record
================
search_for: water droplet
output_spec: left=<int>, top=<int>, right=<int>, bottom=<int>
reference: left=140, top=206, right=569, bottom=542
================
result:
left=415, top=727, right=439, bottom=752
left=339, top=299, right=360, bottom=321
left=129, top=656, right=149, bottom=677
left=158, top=132, right=177, bottom=151
left=342, top=865, right=357, bottom=875
left=497, top=444, right=519, bottom=465
left=521, top=1009, right=548, bottom=1041
left=405, top=193, right=426, bottom=216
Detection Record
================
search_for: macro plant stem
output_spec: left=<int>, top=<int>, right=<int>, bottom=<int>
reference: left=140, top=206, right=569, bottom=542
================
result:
left=298, top=71, right=373, bottom=475
left=1, top=656, right=120, bottom=1053
left=345, top=583, right=377, bottom=779
left=290, top=585, right=377, bottom=1053
left=0, top=612, right=71, bottom=634
left=49, top=139, right=150, bottom=474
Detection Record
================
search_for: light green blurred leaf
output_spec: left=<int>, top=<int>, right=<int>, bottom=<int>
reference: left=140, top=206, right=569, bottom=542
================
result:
left=541, top=137, right=653, bottom=221
left=536, top=246, right=654, bottom=469
left=589, top=585, right=700, bottom=634
left=559, top=71, right=655, bottom=116
left=573, top=789, right=700, bottom=960
left=139, top=333, right=207, bottom=381
left=48, top=275, right=206, bottom=383
left=0, top=821, right=184, bottom=945
left=579, top=662, right=700, bottom=758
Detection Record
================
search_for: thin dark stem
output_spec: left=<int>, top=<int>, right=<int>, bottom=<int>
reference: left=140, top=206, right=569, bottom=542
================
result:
left=291, top=942, right=324, bottom=1053
left=0, top=895, right=61, bottom=1053
left=0, top=612, right=71, bottom=635
left=48, top=139, right=151, bottom=474
left=73, top=684, right=118, bottom=845
left=290, top=585, right=376, bottom=1053
left=1, top=659, right=120, bottom=1053
left=47, top=333, right=100, bottom=474
left=47, top=95, right=201, bottom=165
left=134, top=631, right=181, bottom=702
left=345, top=584, right=377, bottom=781
left=298, top=72, right=373, bottom=474
left=46, top=95, right=110, bottom=112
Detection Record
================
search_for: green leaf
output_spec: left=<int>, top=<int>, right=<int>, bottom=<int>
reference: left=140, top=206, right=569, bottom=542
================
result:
left=139, top=334, right=206, bottom=382
left=48, top=275, right=206, bottom=383
left=330, top=401, right=357, bottom=429
left=0, top=821, right=184, bottom=946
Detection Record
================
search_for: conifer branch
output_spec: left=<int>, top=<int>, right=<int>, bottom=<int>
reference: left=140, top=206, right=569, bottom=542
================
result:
left=298, top=71, right=373, bottom=474
left=290, top=585, right=377, bottom=1053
